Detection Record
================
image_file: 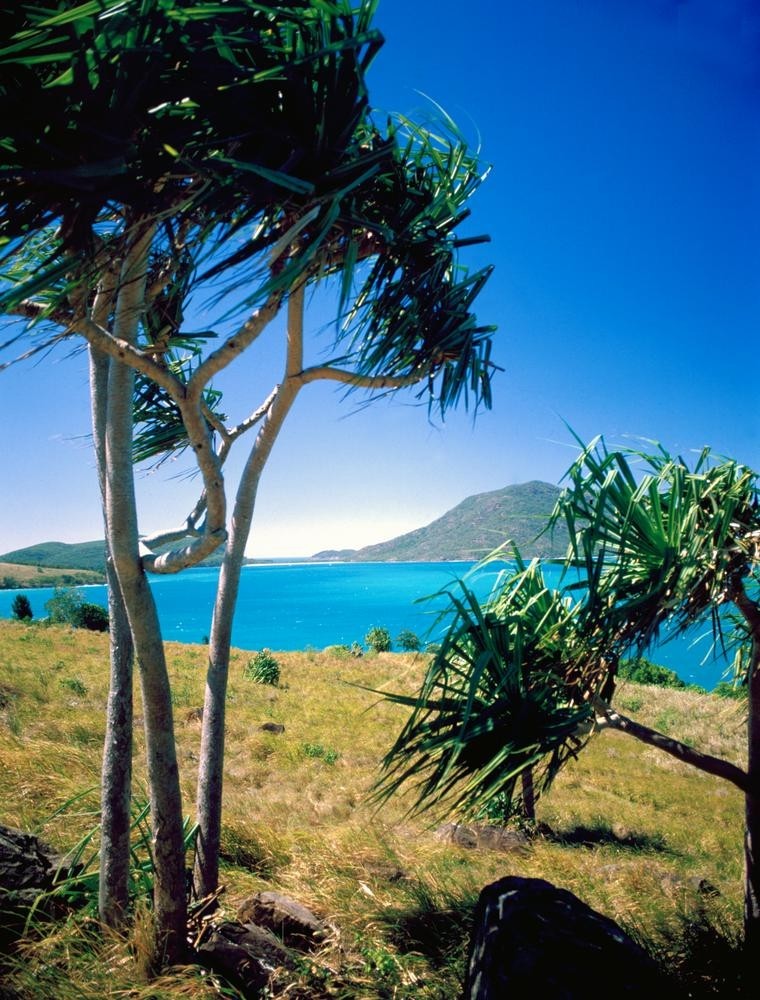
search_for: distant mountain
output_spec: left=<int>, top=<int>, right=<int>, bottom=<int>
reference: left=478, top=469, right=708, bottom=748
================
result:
left=0, top=538, right=232, bottom=575
left=312, top=481, right=570, bottom=563
left=0, top=540, right=107, bottom=573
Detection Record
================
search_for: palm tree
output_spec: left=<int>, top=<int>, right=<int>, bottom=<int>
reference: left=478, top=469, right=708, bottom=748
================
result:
left=1, top=0, right=496, bottom=964
left=374, top=438, right=760, bottom=983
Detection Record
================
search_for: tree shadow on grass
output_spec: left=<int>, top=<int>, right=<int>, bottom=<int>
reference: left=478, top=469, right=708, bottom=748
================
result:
left=543, top=821, right=674, bottom=854
left=648, top=914, right=744, bottom=998
left=379, top=880, right=478, bottom=970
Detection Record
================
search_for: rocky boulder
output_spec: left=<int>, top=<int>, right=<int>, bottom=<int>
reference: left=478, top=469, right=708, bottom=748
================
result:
left=196, top=920, right=296, bottom=995
left=0, top=824, right=72, bottom=948
left=237, top=890, right=329, bottom=950
left=464, top=875, right=671, bottom=998
left=197, top=893, right=329, bottom=994
left=435, top=822, right=530, bottom=853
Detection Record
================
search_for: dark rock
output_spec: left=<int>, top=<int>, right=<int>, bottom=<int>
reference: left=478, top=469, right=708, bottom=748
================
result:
left=0, top=824, right=70, bottom=948
left=196, top=920, right=295, bottom=995
left=464, top=876, right=671, bottom=999
left=237, top=891, right=328, bottom=950
left=435, top=823, right=530, bottom=853
left=260, top=722, right=285, bottom=734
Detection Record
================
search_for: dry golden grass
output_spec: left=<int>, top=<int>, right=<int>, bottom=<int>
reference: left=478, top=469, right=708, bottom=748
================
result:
left=0, top=562, right=103, bottom=586
left=0, top=620, right=749, bottom=996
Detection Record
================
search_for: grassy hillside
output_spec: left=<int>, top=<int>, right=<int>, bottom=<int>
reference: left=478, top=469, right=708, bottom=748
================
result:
left=0, top=541, right=107, bottom=574
left=0, top=561, right=104, bottom=590
left=0, top=540, right=233, bottom=580
left=0, top=620, right=748, bottom=997
left=336, top=481, right=570, bottom=562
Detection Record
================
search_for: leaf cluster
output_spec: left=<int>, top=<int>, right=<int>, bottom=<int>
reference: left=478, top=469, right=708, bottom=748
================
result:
left=373, top=440, right=760, bottom=821
left=0, top=1, right=381, bottom=253
left=372, top=566, right=597, bottom=821
left=552, top=437, right=760, bottom=654
left=1, top=0, right=497, bottom=446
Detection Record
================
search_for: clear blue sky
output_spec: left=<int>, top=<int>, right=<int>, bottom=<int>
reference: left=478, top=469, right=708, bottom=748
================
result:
left=1, top=0, right=758, bottom=558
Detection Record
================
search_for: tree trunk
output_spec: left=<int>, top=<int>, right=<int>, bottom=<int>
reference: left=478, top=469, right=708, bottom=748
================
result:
left=743, top=639, right=760, bottom=994
left=99, top=555, right=134, bottom=926
left=194, top=373, right=301, bottom=899
left=594, top=698, right=749, bottom=793
left=520, top=767, right=536, bottom=824
left=193, top=510, right=247, bottom=901
left=90, top=343, right=134, bottom=929
left=103, top=234, right=187, bottom=966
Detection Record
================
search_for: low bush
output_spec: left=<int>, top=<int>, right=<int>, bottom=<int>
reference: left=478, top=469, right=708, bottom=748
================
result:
left=713, top=680, right=748, bottom=700
left=60, top=677, right=87, bottom=697
left=243, top=649, right=280, bottom=686
left=301, top=742, right=340, bottom=765
left=619, top=657, right=686, bottom=689
left=365, top=625, right=392, bottom=653
left=76, top=602, right=109, bottom=632
left=395, top=629, right=421, bottom=652
left=44, top=587, right=108, bottom=632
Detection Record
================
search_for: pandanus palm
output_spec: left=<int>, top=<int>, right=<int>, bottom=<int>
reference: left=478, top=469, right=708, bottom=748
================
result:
left=375, top=438, right=760, bottom=982
left=1, top=0, right=496, bottom=965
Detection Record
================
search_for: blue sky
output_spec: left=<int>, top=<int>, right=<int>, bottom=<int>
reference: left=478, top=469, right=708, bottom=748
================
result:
left=1, top=0, right=758, bottom=558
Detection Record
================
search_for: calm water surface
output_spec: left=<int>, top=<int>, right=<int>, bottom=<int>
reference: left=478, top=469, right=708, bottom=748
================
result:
left=0, top=560, right=734, bottom=688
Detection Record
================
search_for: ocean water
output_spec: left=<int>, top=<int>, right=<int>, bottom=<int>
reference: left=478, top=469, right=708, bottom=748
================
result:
left=0, top=560, right=735, bottom=689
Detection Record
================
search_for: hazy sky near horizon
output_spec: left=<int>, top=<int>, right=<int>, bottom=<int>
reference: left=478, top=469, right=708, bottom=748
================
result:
left=1, top=0, right=758, bottom=558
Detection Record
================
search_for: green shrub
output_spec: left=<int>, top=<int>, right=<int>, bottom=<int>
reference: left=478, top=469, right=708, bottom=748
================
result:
left=45, top=587, right=82, bottom=625
left=323, top=644, right=351, bottom=657
left=617, top=694, right=643, bottom=713
left=713, top=680, right=748, bottom=700
left=60, top=677, right=87, bottom=697
left=619, top=657, right=686, bottom=689
left=76, top=602, right=109, bottom=632
left=244, top=649, right=280, bottom=686
left=10, top=594, right=33, bottom=621
left=301, top=742, right=340, bottom=765
left=396, top=629, right=421, bottom=652
left=44, top=587, right=108, bottom=632
left=365, top=625, right=392, bottom=653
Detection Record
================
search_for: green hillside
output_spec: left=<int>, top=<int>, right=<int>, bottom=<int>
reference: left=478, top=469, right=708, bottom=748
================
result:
left=0, top=539, right=233, bottom=578
left=0, top=540, right=107, bottom=573
left=316, top=481, right=570, bottom=562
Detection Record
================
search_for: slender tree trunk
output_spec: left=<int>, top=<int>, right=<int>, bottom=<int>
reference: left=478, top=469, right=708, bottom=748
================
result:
left=195, top=285, right=306, bottom=899
left=593, top=698, right=749, bottom=793
left=193, top=497, right=250, bottom=901
left=90, top=325, right=134, bottom=929
left=743, top=639, right=760, bottom=993
left=103, top=233, right=187, bottom=966
left=194, top=383, right=301, bottom=898
left=98, top=556, right=134, bottom=927
left=520, top=767, right=536, bottom=824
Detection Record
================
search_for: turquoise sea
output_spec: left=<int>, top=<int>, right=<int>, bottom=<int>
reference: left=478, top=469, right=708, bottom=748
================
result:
left=0, top=560, right=735, bottom=690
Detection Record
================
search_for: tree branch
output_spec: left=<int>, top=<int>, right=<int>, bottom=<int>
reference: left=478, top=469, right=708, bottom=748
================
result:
left=593, top=696, right=750, bottom=794
left=74, top=316, right=184, bottom=399
left=287, top=278, right=305, bottom=378
left=299, top=364, right=426, bottom=390
left=190, top=289, right=284, bottom=389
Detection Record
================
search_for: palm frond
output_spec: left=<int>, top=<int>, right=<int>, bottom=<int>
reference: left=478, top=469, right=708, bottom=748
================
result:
left=371, top=577, right=595, bottom=820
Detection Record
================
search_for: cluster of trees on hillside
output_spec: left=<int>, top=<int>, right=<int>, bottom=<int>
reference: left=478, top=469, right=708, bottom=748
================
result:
left=1, top=570, right=103, bottom=590
left=0, top=0, right=495, bottom=968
